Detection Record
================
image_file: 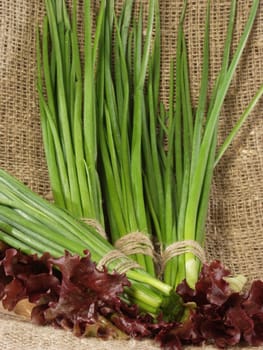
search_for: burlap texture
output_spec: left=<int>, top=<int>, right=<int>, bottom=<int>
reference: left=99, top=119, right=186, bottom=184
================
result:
left=0, top=0, right=262, bottom=349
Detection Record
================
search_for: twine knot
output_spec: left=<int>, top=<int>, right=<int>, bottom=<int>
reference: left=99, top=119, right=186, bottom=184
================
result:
left=114, top=231, right=155, bottom=258
left=97, top=250, right=142, bottom=274
left=161, top=240, right=206, bottom=271
left=81, top=218, right=107, bottom=239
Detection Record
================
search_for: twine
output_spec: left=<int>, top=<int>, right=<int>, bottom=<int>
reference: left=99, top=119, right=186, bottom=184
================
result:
left=97, top=250, right=142, bottom=274
left=81, top=218, right=107, bottom=239
left=115, top=260, right=143, bottom=275
left=161, top=240, right=206, bottom=270
left=114, top=232, right=155, bottom=258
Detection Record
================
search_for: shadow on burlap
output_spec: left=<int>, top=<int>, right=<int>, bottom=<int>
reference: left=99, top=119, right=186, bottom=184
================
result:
left=0, top=0, right=262, bottom=349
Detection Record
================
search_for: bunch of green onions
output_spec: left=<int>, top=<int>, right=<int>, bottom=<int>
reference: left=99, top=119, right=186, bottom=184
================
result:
left=1, top=0, right=184, bottom=320
left=141, top=0, right=262, bottom=288
left=96, top=0, right=157, bottom=275
left=37, top=0, right=159, bottom=275
left=0, top=168, right=183, bottom=318
left=38, top=0, right=262, bottom=289
left=0, top=0, right=261, bottom=322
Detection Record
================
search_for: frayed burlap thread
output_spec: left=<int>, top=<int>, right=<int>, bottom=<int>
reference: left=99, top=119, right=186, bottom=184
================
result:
left=114, top=232, right=155, bottom=259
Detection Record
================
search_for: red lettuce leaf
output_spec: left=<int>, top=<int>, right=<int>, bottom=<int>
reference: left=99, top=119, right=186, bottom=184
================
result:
left=176, top=261, right=263, bottom=349
left=155, top=313, right=203, bottom=349
left=0, top=248, right=132, bottom=338
left=243, top=280, right=263, bottom=316
left=177, top=260, right=232, bottom=306
left=242, top=280, right=263, bottom=345
left=0, top=249, right=59, bottom=310
left=0, top=246, right=263, bottom=350
left=0, top=248, right=170, bottom=341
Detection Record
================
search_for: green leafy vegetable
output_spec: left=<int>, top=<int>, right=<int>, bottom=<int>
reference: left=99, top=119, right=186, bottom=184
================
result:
left=141, top=0, right=262, bottom=288
left=0, top=168, right=181, bottom=319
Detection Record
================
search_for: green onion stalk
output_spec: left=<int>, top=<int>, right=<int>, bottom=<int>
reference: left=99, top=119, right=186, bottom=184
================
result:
left=35, top=0, right=263, bottom=292
left=96, top=0, right=157, bottom=276
left=0, top=168, right=183, bottom=320
left=38, top=0, right=159, bottom=276
left=37, top=0, right=105, bottom=226
left=183, top=0, right=262, bottom=288
left=141, top=0, right=188, bottom=288
left=143, top=0, right=263, bottom=288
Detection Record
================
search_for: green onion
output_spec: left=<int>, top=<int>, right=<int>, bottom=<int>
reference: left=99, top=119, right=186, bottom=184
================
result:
left=214, top=84, right=263, bottom=167
left=37, top=0, right=263, bottom=291
left=0, top=168, right=183, bottom=319
left=183, top=0, right=261, bottom=287
left=96, top=0, right=157, bottom=275
left=38, top=0, right=105, bottom=225
left=141, top=0, right=262, bottom=288
left=0, top=2, right=261, bottom=326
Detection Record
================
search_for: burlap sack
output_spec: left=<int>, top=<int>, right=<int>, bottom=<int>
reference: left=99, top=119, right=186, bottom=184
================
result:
left=0, top=0, right=262, bottom=349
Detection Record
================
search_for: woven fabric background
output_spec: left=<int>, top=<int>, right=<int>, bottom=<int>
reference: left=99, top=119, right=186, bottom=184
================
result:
left=0, top=0, right=262, bottom=349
